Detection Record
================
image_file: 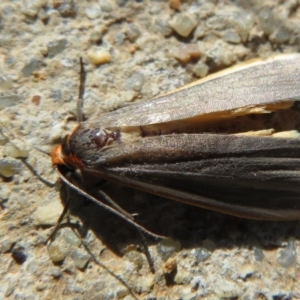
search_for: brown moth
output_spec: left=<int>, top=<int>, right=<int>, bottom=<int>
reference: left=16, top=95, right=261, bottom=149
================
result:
left=52, top=53, right=300, bottom=222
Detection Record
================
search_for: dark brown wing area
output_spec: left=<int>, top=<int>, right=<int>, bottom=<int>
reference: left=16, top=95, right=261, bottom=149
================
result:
left=85, top=134, right=300, bottom=220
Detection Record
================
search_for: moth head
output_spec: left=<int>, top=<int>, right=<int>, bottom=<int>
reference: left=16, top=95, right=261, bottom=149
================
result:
left=51, top=125, right=120, bottom=169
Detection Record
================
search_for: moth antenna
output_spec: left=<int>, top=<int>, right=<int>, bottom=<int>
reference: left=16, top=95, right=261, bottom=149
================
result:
left=34, top=146, right=51, bottom=156
left=0, top=124, right=55, bottom=188
left=77, top=57, right=86, bottom=123
left=21, top=158, right=55, bottom=188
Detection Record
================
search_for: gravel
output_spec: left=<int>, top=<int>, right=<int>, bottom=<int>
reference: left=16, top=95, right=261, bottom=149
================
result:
left=1, top=0, right=300, bottom=299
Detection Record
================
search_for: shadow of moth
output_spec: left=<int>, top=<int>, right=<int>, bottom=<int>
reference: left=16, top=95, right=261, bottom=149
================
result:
left=52, top=53, right=300, bottom=222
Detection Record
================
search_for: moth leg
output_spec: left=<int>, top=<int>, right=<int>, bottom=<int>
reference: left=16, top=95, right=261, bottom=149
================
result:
left=97, top=189, right=134, bottom=220
left=97, top=189, right=155, bottom=273
left=47, top=172, right=75, bottom=243
left=48, top=178, right=140, bottom=300
left=136, top=227, right=155, bottom=273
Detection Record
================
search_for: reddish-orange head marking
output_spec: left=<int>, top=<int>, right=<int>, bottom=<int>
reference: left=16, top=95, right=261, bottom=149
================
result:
left=51, top=143, right=84, bottom=169
left=51, top=145, right=65, bottom=166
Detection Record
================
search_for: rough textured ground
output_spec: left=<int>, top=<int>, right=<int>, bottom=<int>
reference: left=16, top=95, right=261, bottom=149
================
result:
left=1, top=0, right=300, bottom=299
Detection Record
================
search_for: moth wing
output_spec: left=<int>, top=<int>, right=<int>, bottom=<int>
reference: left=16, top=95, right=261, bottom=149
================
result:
left=86, top=134, right=300, bottom=220
left=96, top=54, right=300, bottom=128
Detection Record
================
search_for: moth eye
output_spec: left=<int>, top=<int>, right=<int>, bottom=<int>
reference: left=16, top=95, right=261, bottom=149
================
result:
left=92, top=129, right=108, bottom=147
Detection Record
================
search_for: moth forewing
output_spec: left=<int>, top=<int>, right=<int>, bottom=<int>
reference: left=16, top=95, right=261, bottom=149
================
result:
left=52, top=53, right=300, bottom=221
left=89, top=53, right=300, bottom=129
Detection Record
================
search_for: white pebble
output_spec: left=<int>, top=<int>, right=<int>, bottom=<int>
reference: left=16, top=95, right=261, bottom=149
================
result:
left=85, top=5, right=102, bottom=19
left=3, top=140, right=29, bottom=158
left=33, top=201, right=64, bottom=226
left=169, top=13, right=198, bottom=37
left=87, top=49, right=111, bottom=65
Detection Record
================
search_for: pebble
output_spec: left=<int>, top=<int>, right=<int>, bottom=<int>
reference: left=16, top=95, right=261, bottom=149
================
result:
left=11, top=246, right=27, bottom=264
left=157, top=238, right=182, bottom=261
left=21, top=59, right=42, bottom=76
left=0, top=134, right=8, bottom=146
left=54, top=1, right=77, bottom=17
left=47, top=242, right=65, bottom=263
left=47, top=39, right=68, bottom=58
left=0, top=158, right=22, bottom=178
left=29, top=95, right=40, bottom=106
left=205, top=40, right=236, bottom=67
left=116, top=0, right=129, bottom=7
left=141, top=82, right=159, bottom=98
left=0, top=239, right=14, bottom=253
left=258, top=7, right=275, bottom=36
left=173, top=43, right=201, bottom=64
left=85, top=5, right=102, bottom=19
left=175, top=288, right=196, bottom=300
left=0, top=95, right=23, bottom=109
left=35, top=281, right=47, bottom=291
left=162, top=257, right=177, bottom=274
left=194, top=24, right=206, bottom=39
left=174, top=270, right=191, bottom=285
left=125, top=24, right=141, bottom=42
left=192, top=62, right=209, bottom=78
left=0, top=75, right=13, bottom=90
left=63, top=228, right=81, bottom=247
left=223, top=29, right=241, bottom=44
left=278, top=238, right=297, bottom=268
left=124, top=250, right=144, bottom=270
left=120, top=90, right=136, bottom=102
left=123, top=295, right=137, bottom=300
left=115, top=32, right=125, bottom=45
left=22, top=0, right=41, bottom=18
left=270, top=26, right=292, bottom=44
left=213, top=280, right=242, bottom=298
left=239, top=264, right=256, bottom=280
left=155, top=18, right=173, bottom=36
left=3, top=140, right=29, bottom=158
left=0, top=186, right=11, bottom=201
left=71, top=249, right=90, bottom=269
left=76, top=273, right=85, bottom=283
left=5, top=282, right=15, bottom=297
left=137, top=274, right=155, bottom=293
left=27, top=261, right=41, bottom=275
left=193, top=247, right=211, bottom=263
left=253, top=246, right=264, bottom=262
left=231, top=10, right=254, bottom=42
left=99, top=0, right=113, bottom=12
left=169, top=13, right=198, bottom=37
left=33, top=201, right=64, bottom=226
left=89, top=30, right=103, bottom=43
left=206, top=14, right=227, bottom=31
left=49, top=121, right=65, bottom=141
left=50, top=267, right=63, bottom=279
left=190, top=276, right=203, bottom=292
left=123, top=72, right=145, bottom=92
left=169, top=0, right=181, bottom=11
left=87, top=48, right=111, bottom=65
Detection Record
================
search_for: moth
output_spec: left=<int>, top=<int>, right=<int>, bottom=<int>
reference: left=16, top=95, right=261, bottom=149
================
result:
left=52, top=53, right=300, bottom=223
